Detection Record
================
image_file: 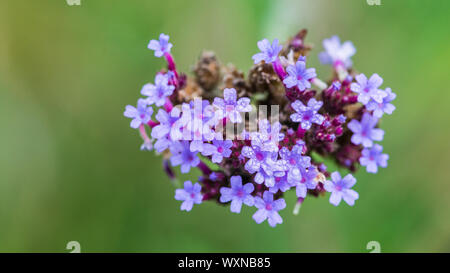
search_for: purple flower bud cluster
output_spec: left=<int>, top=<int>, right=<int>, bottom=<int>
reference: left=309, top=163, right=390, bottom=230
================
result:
left=124, top=29, right=396, bottom=227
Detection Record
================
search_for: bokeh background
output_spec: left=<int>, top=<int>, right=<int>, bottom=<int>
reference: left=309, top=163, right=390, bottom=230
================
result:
left=0, top=0, right=449, bottom=252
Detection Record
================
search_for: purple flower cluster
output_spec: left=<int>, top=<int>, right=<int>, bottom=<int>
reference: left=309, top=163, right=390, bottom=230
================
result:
left=124, top=30, right=397, bottom=227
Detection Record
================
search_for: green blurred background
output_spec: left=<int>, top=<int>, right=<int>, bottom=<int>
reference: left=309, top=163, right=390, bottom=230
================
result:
left=0, top=0, right=449, bottom=252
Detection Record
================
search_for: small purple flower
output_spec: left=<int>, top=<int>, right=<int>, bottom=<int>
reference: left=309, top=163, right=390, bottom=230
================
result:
left=324, top=172, right=359, bottom=206
left=319, top=35, right=356, bottom=68
left=252, top=191, right=286, bottom=227
left=213, top=88, right=252, bottom=123
left=202, top=140, right=233, bottom=163
left=359, top=144, right=389, bottom=173
left=175, top=181, right=203, bottom=211
left=170, top=141, right=200, bottom=173
left=293, top=167, right=318, bottom=198
left=148, top=33, right=173, bottom=58
left=151, top=107, right=182, bottom=152
left=348, top=113, right=384, bottom=148
left=250, top=120, right=285, bottom=153
left=123, top=98, right=153, bottom=129
left=337, top=114, right=347, bottom=123
left=366, top=87, right=396, bottom=118
left=141, top=74, right=175, bottom=107
left=283, top=59, right=317, bottom=91
left=209, top=172, right=219, bottom=181
left=290, top=98, right=325, bottom=130
left=350, top=73, right=387, bottom=105
left=242, top=144, right=278, bottom=187
left=219, top=175, right=255, bottom=213
left=269, top=174, right=291, bottom=193
left=278, top=145, right=311, bottom=185
left=180, top=99, right=217, bottom=142
left=252, top=38, right=282, bottom=64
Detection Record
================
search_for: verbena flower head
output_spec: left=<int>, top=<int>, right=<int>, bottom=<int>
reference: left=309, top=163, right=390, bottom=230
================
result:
left=319, top=35, right=356, bottom=68
left=253, top=191, right=286, bottom=227
left=348, top=113, right=384, bottom=148
left=351, top=73, right=387, bottom=105
left=359, top=144, right=389, bottom=173
left=125, top=29, right=396, bottom=227
left=252, top=38, right=282, bottom=64
left=366, top=87, right=396, bottom=118
left=290, top=98, right=325, bottom=130
left=148, top=33, right=172, bottom=58
left=175, top=181, right=203, bottom=211
left=324, top=172, right=359, bottom=206
left=124, top=98, right=153, bottom=129
left=141, top=73, right=175, bottom=107
left=283, top=58, right=317, bottom=91
left=219, top=175, right=255, bottom=213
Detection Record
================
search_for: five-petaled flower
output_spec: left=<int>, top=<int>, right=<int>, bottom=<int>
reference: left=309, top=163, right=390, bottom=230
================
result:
left=170, top=141, right=200, bottom=173
left=366, top=87, right=396, bottom=118
left=283, top=59, right=317, bottom=91
left=290, top=98, right=325, bottom=130
left=242, top=143, right=278, bottom=187
left=319, top=35, right=356, bottom=69
left=252, top=191, right=286, bottom=227
left=252, top=38, right=282, bottom=64
left=348, top=113, right=384, bottom=148
left=213, top=88, right=252, bottom=123
left=151, top=107, right=182, bottom=152
left=351, top=73, right=387, bottom=105
left=175, top=181, right=203, bottom=211
left=359, top=144, right=389, bottom=173
left=219, top=175, right=255, bottom=213
left=250, top=120, right=285, bottom=153
left=293, top=167, right=318, bottom=198
left=123, top=98, right=153, bottom=129
left=141, top=74, right=175, bottom=107
left=278, top=145, right=311, bottom=185
left=324, top=172, right=359, bottom=206
left=269, top=174, right=291, bottom=193
left=148, top=33, right=172, bottom=58
left=202, top=140, right=233, bottom=163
